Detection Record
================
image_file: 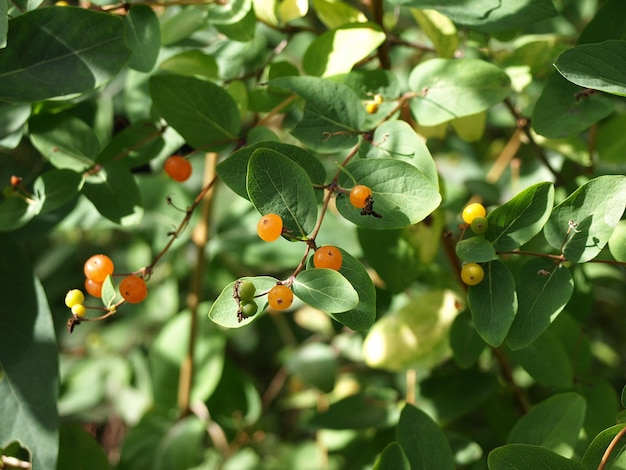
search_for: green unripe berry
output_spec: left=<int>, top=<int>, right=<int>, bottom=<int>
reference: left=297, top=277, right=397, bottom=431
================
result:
left=65, top=289, right=85, bottom=308
left=470, top=216, right=488, bottom=235
left=238, top=280, right=256, bottom=302
left=240, top=301, right=258, bottom=318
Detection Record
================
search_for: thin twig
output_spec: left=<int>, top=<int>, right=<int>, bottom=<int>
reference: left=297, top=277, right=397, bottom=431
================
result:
left=598, top=426, right=626, bottom=470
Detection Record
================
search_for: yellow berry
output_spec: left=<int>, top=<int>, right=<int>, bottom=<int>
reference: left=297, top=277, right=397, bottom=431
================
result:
left=365, top=101, right=379, bottom=114
left=71, top=304, right=86, bottom=318
left=462, top=203, right=487, bottom=224
left=461, top=263, right=485, bottom=286
left=65, top=289, right=85, bottom=308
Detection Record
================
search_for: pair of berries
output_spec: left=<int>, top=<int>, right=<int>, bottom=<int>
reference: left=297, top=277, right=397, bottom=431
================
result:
left=65, top=289, right=87, bottom=318
left=460, top=202, right=488, bottom=286
left=462, top=202, right=488, bottom=235
left=164, top=155, right=192, bottom=182
left=83, top=254, right=148, bottom=304
left=237, top=280, right=293, bottom=314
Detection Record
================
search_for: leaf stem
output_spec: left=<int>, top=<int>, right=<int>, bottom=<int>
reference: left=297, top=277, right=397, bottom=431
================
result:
left=598, top=425, right=626, bottom=470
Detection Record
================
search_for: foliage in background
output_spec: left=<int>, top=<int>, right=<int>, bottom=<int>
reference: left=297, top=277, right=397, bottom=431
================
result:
left=1, top=0, right=626, bottom=468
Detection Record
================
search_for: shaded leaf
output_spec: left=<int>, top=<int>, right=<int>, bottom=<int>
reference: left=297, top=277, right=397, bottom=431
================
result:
left=0, top=234, right=58, bottom=470
left=580, top=424, right=626, bottom=470
left=489, top=444, right=585, bottom=470
left=0, top=7, right=129, bottom=102
left=396, top=404, right=455, bottom=470
left=58, top=423, right=111, bottom=470
left=468, top=260, right=517, bottom=347
left=456, top=236, right=497, bottom=263
left=246, top=149, right=318, bottom=237
left=373, top=442, right=410, bottom=470
left=149, top=74, right=241, bottom=150
left=125, top=5, right=160, bottom=72
left=507, top=258, right=574, bottom=350
left=293, top=268, right=359, bottom=314
left=555, top=40, right=626, bottom=97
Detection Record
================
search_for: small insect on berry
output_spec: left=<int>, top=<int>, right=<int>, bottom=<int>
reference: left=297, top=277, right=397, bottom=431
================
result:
left=65, top=289, right=85, bottom=308
left=461, top=263, right=485, bottom=286
left=462, top=203, right=486, bottom=225
left=84, top=254, right=115, bottom=283
left=268, top=284, right=293, bottom=311
left=349, top=185, right=373, bottom=209
left=313, top=245, right=343, bottom=271
left=119, top=275, right=148, bottom=304
left=257, top=213, right=283, bottom=242
left=164, top=155, right=193, bottom=182
left=470, top=216, right=489, bottom=235
left=71, top=304, right=86, bottom=318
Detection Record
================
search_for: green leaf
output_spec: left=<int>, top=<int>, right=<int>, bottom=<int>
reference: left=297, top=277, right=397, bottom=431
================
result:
left=270, top=76, right=365, bottom=152
left=208, top=276, right=277, bottom=328
left=576, top=377, right=620, bottom=439
left=456, top=236, right=497, bottom=263
left=507, top=393, right=586, bottom=458
left=485, top=182, right=555, bottom=252
left=396, top=404, right=455, bottom=470
left=34, top=169, right=83, bottom=214
left=411, top=9, right=458, bottom=58
left=324, top=247, right=376, bottom=331
left=408, top=58, right=510, bottom=126
left=555, top=40, right=626, bottom=97
left=247, top=148, right=318, bottom=237
left=0, top=192, right=44, bottom=231
left=0, top=234, right=58, bottom=470
left=307, top=391, right=400, bottom=429
left=101, top=275, right=117, bottom=309
left=373, top=442, right=410, bottom=470
left=450, top=309, right=486, bottom=369
left=149, top=312, right=225, bottom=410
left=57, top=423, right=111, bottom=470
left=580, top=424, right=626, bottom=470
left=207, top=0, right=251, bottom=25
left=336, top=158, right=441, bottom=230
left=149, top=74, right=241, bottom=150
left=363, top=290, right=459, bottom=371
left=124, top=5, right=160, bottom=73
left=0, top=7, right=129, bottom=102
left=488, top=444, right=586, bottom=470
left=0, top=0, right=6, bottom=49
left=311, top=0, right=366, bottom=29
left=29, top=115, right=98, bottom=172
left=82, top=161, right=143, bottom=225
left=609, top=220, right=626, bottom=262
left=97, top=120, right=165, bottom=168
left=214, top=6, right=257, bottom=41
left=286, top=343, right=337, bottom=393
left=159, top=6, right=208, bottom=45
left=217, top=141, right=325, bottom=201
left=468, top=260, right=517, bottom=347
left=507, top=259, right=574, bottom=350
left=508, top=330, right=573, bottom=389
left=303, top=23, right=385, bottom=77
left=532, top=72, right=614, bottom=139
left=391, top=0, right=557, bottom=33
left=361, top=119, right=439, bottom=188
left=158, top=50, right=218, bottom=80
left=118, top=412, right=205, bottom=470
left=544, top=175, right=626, bottom=263
left=293, top=268, right=359, bottom=314
left=0, top=102, right=30, bottom=142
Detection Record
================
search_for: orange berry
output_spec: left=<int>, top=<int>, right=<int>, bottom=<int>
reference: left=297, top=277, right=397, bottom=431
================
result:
left=119, top=275, right=148, bottom=304
left=313, top=245, right=343, bottom=271
left=462, top=203, right=486, bottom=224
left=257, top=213, right=283, bottom=242
left=164, top=155, right=192, bottom=182
left=349, top=185, right=372, bottom=209
left=10, top=175, right=22, bottom=187
left=268, top=284, right=293, bottom=311
left=84, top=278, right=104, bottom=298
left=84, top=254, right=114, bottom=283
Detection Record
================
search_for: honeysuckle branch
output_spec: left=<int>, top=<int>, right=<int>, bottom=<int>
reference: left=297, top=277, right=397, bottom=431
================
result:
left=179, top=153, right=218, bottom=417
left=598, top=425, right=626, bottom=470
